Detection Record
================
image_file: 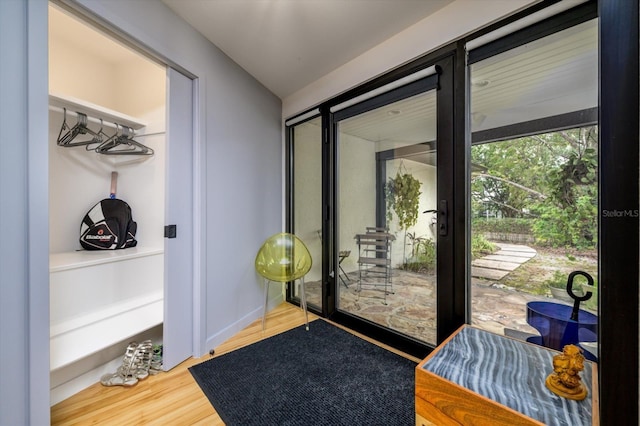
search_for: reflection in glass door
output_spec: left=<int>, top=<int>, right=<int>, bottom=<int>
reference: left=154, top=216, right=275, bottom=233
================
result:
left=290, top=116, right=323, bottom=311
left=334, top=90, right=438, bottom=345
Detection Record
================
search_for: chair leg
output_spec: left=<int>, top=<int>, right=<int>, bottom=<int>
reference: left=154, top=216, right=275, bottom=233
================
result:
left=338, top=275, right=347, bottom=288
left=262, top=279, right=270, bottom=331
left=300, top=277, right=309, bottom=331
left=339, top=264, right=350, bottom=282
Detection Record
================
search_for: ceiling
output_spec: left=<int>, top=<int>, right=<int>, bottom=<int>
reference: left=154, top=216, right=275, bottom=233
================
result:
left=50, top=1, right=597, bottom=153
left=160, top=0, right=597, bottom=149
left=161, top=0, right=453, bottom=99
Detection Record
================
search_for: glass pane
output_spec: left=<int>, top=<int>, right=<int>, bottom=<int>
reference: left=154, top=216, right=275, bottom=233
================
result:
left=469, top=20, right=598, bottom=360
left=292, top=117, right=322, bottom=310
left=336, top=90, right=438, bottom=346
left=471, top=19, right=597, bottom=132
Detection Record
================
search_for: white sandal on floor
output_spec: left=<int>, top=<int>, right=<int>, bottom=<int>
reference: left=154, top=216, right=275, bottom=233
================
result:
left=133, top=340, right=153, bottom=380
left=100, top=342, right=139, bottom=387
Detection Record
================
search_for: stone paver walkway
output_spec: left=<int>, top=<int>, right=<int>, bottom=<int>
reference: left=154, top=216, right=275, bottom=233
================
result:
left=471, top=243, right=537, bottom=280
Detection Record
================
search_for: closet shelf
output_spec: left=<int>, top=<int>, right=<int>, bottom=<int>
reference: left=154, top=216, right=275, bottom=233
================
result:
left=49, top=92, right=147, bottom=130
left=50, top=290, right=163, bottom=371
left=50, top=246, right=164, bottom=273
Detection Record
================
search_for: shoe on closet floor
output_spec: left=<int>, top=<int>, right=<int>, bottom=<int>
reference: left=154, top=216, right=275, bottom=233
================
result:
left=100, top=341, right=139, bottom=387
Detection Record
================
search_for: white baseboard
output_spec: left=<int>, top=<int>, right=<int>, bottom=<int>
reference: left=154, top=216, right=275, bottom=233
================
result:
left=50, top=325, right=163, bottom=406
left=203, top=293, right=283, bottom=356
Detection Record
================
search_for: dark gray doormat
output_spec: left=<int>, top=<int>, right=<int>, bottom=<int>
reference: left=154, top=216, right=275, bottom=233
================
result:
left=189, top=320, right=417, bottom=425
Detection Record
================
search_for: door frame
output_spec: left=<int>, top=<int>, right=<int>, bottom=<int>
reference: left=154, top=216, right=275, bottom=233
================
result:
left=286, top=47, right=463, bottom=358
left=328, top=53, right=460, bottom=358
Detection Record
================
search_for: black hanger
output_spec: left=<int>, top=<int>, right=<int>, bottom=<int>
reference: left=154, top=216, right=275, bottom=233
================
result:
left=95, top=124, right=154, bottom=156
left=57, top=109, right=105, bottom=147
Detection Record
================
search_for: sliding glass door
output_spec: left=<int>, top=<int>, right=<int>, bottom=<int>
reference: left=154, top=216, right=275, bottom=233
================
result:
left=333, top=90, right=439, bottom=345
left=325, top=56, right=462, bottom=354
left=287, top=57, right=460, bottom=356
left=467, top=16, right=599, bottom=359
left=288, top=116, right=323, bottom=312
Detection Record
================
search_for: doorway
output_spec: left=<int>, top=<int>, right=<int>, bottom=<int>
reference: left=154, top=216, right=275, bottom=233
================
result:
left=289, top=57, right=460, bottom=356
left=48, top=2, right=195, bottom=404
left=333, top=89, right=439, bottom=346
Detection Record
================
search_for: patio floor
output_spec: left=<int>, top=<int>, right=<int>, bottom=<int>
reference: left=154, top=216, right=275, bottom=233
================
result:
left=305, top=268, right=552, bottom=346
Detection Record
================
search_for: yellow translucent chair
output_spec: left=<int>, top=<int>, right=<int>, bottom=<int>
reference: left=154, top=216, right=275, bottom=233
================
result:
left=255, top=233, right=312, bottom=331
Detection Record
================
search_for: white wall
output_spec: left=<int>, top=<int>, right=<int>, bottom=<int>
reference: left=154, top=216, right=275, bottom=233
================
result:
left=385, top=159, right=438, bottom=268
left=338, top=133, right=377, bottom=272
left=282, top=0, right=537, bottom=118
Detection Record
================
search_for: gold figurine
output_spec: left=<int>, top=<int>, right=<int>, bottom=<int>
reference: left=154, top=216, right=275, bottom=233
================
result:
left=545, top=344, right=588, bottom=401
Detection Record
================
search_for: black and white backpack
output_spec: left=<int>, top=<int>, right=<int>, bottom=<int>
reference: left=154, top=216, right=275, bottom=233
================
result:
left=79, top=198, right=137, bottom=250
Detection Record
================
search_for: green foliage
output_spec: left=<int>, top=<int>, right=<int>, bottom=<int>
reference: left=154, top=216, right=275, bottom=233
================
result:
left=544, top=270, right=569, bottom=289
left=583, top=284, right=598, bottom=312
left=403, top=235, right=497, bottom=272
left=385, top=172, right=422, bottom=231
left=532, top=194, right=597, bottom=248
left=544, top=270, right=598, bottom=290
left=472, top=218, right=533, bottom=234
left=402, top=237, right=436, bottom=273
left=544, top=271, right=598, bottom=311
left=471, top=234, right=498, bottom=259
left=548, top=147, right=597, bottom=206
left=471, top=126, right=598, bottom=250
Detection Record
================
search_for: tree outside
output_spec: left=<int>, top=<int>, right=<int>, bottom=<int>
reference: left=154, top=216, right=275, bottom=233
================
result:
left=471, top=126, right=598, bottom=308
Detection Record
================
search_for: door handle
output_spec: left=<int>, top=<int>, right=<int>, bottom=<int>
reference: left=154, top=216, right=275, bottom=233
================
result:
left=164, top=224, right=177, bottom=238
left=439, top=200, right=448, bottom=236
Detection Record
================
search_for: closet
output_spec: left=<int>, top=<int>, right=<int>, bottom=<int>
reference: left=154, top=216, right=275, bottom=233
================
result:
left=48, top=4, right=169, bottom=404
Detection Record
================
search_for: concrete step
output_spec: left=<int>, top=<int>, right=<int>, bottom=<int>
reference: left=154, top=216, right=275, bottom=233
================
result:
left=472, top=259, right=521, bottom=271
left=483, top=254, right=535, bottom=263
left=495, top=244, right=537, bottom=254
left=472, top=266, right=510, bottom=280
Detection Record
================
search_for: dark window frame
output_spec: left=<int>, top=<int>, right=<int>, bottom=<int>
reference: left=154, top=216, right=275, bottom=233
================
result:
left=471, top=107, right=598, bottom=145
left=467, top=1, right=597, bottom=65
left=598, top=0, right=639, bottom=423
left=284, top=0, right=639, bottom=421
left=285, top=113, right=330, bottom=316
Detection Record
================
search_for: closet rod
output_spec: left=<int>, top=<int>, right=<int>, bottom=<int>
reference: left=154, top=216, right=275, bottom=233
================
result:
left=50, top=105, right=121, bottom=130
left=49, top=105, right=165, bottom=137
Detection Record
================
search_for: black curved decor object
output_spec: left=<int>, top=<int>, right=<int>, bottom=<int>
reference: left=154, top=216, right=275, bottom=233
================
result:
left=567, top=270, right=594, bottom=321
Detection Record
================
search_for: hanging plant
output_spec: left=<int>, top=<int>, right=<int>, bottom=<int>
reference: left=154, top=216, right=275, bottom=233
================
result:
left=385, top=171, right=422, bottom=231
left=385, top=170, right=422, bottom=266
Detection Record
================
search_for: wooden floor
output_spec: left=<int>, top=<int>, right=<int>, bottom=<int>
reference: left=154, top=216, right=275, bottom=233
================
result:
left=51, top=303, right=419, bottom=425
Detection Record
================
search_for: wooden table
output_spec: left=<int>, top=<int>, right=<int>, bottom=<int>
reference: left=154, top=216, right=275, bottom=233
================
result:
left=416, top=325, right=598, bottom=426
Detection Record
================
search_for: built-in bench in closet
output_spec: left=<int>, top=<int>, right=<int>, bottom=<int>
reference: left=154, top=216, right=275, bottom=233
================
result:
left=48, top=4, right=193, bottom=405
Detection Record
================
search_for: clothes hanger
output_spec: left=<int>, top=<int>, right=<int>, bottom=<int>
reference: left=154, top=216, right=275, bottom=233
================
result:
left=84, top=118, right=111, bottom=151
left=57, top=109, right=105, bottom=147
left=95, top=124, right=154, bottom=156
left=94, top=124, right=136, bottom=154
